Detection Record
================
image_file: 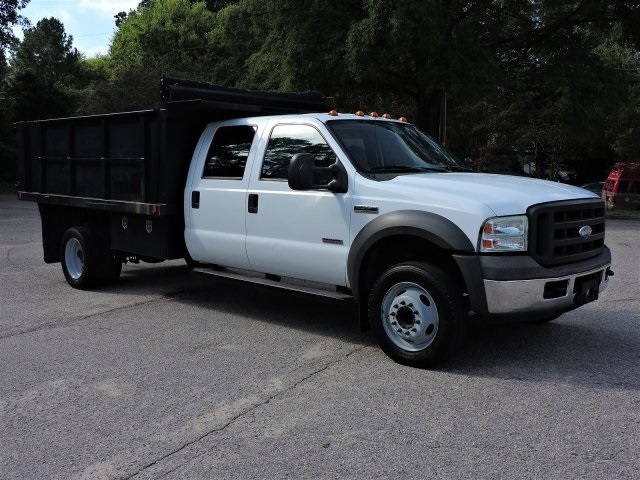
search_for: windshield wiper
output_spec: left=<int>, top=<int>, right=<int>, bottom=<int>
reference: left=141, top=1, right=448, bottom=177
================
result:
left=368, top=165, right=447, bottom=173
left=440, top=164, right=472, bottom=172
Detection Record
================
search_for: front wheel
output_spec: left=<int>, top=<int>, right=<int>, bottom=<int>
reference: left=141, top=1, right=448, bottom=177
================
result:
left=368, top=262, right=464, bottom=368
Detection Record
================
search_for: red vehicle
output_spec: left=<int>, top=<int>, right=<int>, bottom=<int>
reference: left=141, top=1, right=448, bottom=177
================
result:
left=603, top=163, right=640, bottom=210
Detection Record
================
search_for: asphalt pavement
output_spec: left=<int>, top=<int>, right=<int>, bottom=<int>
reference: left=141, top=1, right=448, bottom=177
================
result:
left=1, top=195, right=638, bottom=479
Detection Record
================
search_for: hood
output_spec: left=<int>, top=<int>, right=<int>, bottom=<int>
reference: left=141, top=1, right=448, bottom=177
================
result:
left=385, top=172, right=598, bottom=216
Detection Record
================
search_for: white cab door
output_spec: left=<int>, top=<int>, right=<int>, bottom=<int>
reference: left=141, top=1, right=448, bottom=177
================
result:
left=185, top=121, right=259, bottom=269
left=245, top=122, right=352, bottom=285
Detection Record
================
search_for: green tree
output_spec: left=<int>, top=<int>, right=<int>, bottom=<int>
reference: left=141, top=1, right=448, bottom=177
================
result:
left=611, top=84, right=640, bottom=162
left=0, top=49, right=16, bottom=184
left=104, top=0, right=217, bottom=110
left=111, top=0, right=214, bottom=70
left=488, top=7, right=640, bottom=177
left=7, top=17, right=84, bottom=120
left=204, top=0, right=238, bottom=12
left=208, top=0, right=365, bottom=106
left=593, top=26, right=640, bottom=163
left=0, top=0, right=30, bottom=53
left=0, top=0, right=30, bottom=185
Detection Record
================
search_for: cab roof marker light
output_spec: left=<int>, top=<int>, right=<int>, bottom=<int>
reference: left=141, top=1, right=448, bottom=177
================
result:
left=382, top=113, right=391, bottom=119
left=370, top=112, right=379, bottom=117
left=355, top=111, right=365, bottom=116
left=399, top=116, right=408, bottom=122
left=328, top=109, right=339, bottom=116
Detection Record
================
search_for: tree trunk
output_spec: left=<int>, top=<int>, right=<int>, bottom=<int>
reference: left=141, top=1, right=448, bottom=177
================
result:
left=415, top=91, right=445, bottom=142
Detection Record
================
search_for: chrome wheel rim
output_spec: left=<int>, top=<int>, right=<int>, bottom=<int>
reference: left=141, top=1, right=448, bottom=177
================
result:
left=381, top=282, right=439, bottom=352
left=64, top=238, right=84, bottom=280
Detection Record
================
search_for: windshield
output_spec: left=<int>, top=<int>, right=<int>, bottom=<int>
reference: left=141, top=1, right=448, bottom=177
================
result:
left=327, top=120, right=464, bottom=174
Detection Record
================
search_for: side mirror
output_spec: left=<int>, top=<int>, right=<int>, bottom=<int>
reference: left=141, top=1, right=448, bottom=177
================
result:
left=288, top=153, right=348, bottom=193
left=288, top=153, right=315, bottom=190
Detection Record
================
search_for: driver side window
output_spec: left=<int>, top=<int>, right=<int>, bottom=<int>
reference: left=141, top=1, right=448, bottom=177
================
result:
left=260, top=124, right=335, bottom=184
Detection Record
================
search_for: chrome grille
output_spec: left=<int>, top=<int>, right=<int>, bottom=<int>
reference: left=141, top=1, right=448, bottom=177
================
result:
left=528, top=199, right=606, bottom=266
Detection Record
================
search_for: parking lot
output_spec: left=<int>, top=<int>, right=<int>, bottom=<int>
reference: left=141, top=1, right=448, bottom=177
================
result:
left=1, top=195, right=638, bottom=479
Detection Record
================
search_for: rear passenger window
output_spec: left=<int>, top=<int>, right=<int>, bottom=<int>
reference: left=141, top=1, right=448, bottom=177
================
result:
left=203, top=125, right=256, bottom=179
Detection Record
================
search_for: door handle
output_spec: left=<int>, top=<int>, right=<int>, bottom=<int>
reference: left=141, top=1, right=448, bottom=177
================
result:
left=248, top=193, right=258, bottom=214
left=191, top=191, right=200, bottom=209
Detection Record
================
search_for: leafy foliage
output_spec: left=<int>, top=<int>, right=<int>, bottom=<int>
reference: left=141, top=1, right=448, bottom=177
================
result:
left=1, top=17, right=88, bottom=182
left=1, top=0, right=639, bottom=185
left=104, top=0, right=217, bottom=110
left=0, top=0, right=29, bottom=53
left=6, top=18, right=84, bottom=120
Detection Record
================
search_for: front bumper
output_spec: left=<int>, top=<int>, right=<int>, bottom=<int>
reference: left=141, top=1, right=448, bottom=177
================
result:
left=482, top=264, right=610, bottom=314
left=453, top=247, right=612, bottom=317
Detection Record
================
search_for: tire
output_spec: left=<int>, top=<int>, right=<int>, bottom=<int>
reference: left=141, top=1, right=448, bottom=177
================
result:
left=368, top=262, right=464, bottom=368
left=140, top=256, right=164, bottom=264
left=101, top=255, right=123, bottom=285
left=60, top=227, right=121, bottom=289
left=184, top=250, right=201, bottom=268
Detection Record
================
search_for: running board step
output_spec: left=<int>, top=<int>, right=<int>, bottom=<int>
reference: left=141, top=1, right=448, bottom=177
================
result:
left=193, top=267, right=353, bottom=301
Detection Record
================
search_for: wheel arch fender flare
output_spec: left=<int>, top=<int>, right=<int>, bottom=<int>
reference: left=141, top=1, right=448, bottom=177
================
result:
left=347, top=210, right=475, bottom=301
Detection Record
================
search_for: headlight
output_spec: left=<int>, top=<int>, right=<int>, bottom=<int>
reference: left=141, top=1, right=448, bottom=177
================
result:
left=480, top=215, right=528, bottom=252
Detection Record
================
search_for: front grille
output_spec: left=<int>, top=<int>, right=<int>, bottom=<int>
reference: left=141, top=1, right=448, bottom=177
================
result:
left=528, top=199, right=605, bottom=266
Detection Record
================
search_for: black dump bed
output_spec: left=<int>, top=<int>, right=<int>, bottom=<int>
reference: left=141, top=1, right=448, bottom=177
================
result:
left=17, top=109, right=194, bottom=215
left=16, top=76, right=330, bottom=215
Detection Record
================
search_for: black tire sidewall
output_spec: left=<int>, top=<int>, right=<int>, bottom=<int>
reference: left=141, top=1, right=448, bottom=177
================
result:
left=102, top=257, right=123, bottom=284
left=60, top=226, right=121, bottom=288
left=368, top=262, right=462, bottom=367
left=60, top=227, right=96, bottom=289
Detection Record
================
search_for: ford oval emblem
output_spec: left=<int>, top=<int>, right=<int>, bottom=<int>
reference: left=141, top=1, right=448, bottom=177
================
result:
left=578, top=225, right=592, bottom=238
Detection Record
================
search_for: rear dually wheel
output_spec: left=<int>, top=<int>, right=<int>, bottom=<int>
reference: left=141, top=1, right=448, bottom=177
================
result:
left=60, top=226, right=121, bottom=289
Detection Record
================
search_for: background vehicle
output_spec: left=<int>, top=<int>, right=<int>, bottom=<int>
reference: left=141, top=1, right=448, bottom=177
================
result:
left=15, top=77, right=612, bottom=367
left=543, top=163, right=578, bottom=183
left=580, top=181, right=605, bottom=196
left=603, top=163, right=640, bottom=210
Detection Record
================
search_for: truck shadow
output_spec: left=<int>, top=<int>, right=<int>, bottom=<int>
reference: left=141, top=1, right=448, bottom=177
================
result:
left=444, top=318, right=639, bottom=390
left=113, top=263, right=369, bottom=347
left=113, top=264, right=638, bottom=390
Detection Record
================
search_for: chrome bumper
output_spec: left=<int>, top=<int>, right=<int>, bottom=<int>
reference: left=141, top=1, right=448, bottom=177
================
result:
left=483, top=264, right=611, bottom=315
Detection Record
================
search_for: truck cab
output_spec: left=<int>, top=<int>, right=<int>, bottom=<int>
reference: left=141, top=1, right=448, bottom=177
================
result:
left=185, top=115, right=351, bottom=285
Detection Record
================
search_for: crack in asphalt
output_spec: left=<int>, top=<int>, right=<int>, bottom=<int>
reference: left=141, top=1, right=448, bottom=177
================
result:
left=0, top=293, right=188, bottom=341
left=2, top=244, right=52, bottom=279
left=601, top=297, right=640, bottom=304
left=125, top=345, right=368, bottom=480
